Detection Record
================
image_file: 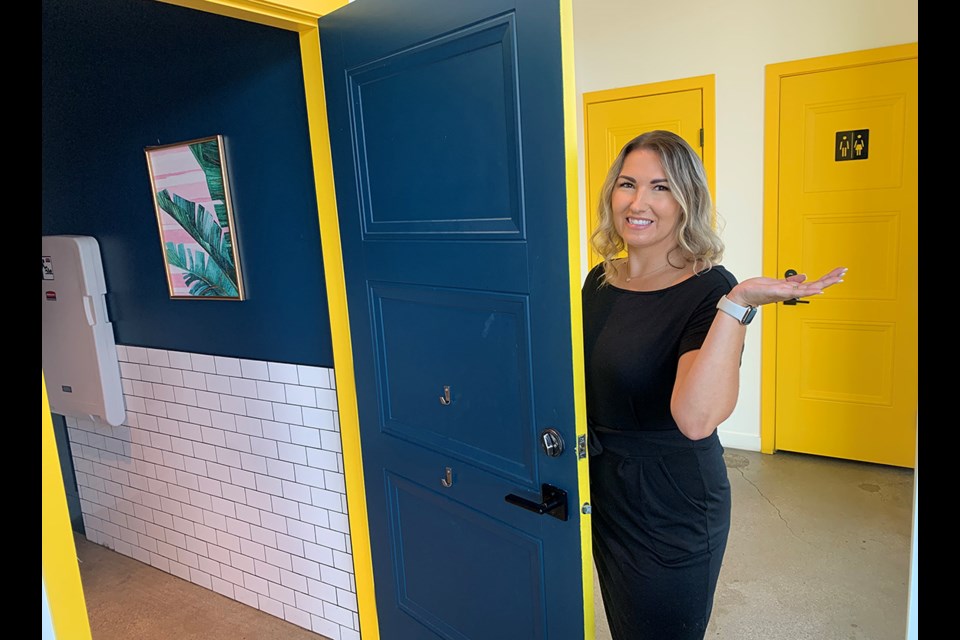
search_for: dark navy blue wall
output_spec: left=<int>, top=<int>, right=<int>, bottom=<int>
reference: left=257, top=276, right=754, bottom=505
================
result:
left=42, top=0, right=334, bottom=367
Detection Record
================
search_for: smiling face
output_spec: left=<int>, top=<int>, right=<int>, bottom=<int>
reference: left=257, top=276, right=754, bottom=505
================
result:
left=591, top=130, right=723, bottom=276
left=610, top=148, right=683, bottom=258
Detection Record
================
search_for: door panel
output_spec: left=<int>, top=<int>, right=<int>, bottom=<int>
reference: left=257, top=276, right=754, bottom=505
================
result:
left=349, top=16, right=522, bottom=238
left=775, top=57, right=917, bottom=467
left=320, top=1, right=585, bottom=637
left=372, top=283, right=535, bottom=483
left=387, top=473, right=545, bottom=640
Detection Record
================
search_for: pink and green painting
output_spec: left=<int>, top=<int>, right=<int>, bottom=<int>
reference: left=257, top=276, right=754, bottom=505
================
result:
left=145, top=135, right=243, bottom=299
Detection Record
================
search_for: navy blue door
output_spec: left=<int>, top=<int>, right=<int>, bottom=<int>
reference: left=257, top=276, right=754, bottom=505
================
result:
left=320, top=1, right=585, bottom=637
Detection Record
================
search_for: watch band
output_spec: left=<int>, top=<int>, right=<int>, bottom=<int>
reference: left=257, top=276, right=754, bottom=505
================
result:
left=716, top=295, right=757, bottom=325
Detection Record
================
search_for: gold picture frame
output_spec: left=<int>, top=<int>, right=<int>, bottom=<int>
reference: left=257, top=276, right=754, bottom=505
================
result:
left=145, top=135, right=244, bottom=300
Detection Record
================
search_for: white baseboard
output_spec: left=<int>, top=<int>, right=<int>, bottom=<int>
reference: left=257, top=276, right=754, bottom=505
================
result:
left=717, top=430, right=760, bottom=452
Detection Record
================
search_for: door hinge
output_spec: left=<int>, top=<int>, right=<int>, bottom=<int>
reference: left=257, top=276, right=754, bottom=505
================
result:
left=577, top=434, right=587, bottom=459
left=700, top=128, right=704, bottom=148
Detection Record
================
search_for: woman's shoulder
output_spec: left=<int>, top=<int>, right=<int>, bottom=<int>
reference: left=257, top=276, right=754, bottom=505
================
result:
left=695, top=264, right=738, bottom=289
left=678, top=264, right=738, bottom=299
left=583, top=262, right=606, bottom=289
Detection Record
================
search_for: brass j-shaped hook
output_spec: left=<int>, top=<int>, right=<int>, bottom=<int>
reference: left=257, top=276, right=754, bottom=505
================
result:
left=439, top=385, right=451, bottom=406
left=441, top=467, right=453, bottom=488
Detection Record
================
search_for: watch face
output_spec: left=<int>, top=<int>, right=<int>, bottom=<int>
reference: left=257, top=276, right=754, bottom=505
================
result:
left=743, top=306, right=758, bottom=325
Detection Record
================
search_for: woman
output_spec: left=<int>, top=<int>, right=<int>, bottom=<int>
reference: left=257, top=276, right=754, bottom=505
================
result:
left=583, top=130, right=845, bottom=639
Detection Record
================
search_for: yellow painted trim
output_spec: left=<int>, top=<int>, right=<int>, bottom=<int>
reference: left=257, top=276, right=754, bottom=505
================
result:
left=760, top=61, right=781, bottom=455
left=700, top=76, right=717, bottom=215
left=300, top=30, right=380, bottom=639
left=582, top=75, right=717, bottom=264
left=42, top=373, right=93, bottom=640
left=157, top=0, right=346, bottom=31
left=760, top=42, right=918, bottom=454
left=582, top=74, right=714, bottom=105
left=559, top=2, right=593, bottom=638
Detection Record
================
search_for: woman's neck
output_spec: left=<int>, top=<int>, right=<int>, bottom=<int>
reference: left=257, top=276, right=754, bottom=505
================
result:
left=623, top=249, right=675, bottom=279
left=613, top=249, right=690, bottom=290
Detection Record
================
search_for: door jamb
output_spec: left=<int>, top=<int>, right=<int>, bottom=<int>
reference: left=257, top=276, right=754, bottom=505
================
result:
left=559, top=3, right=595, bottom=636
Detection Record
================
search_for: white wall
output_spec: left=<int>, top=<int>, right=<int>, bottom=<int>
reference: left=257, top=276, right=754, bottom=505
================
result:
left=69, top=346, right=358, bottom=640
left=571, top=0, right=918, bottom=449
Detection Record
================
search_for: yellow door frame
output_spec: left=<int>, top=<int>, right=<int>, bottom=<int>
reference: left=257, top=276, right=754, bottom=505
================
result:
left=759, top=42, right=919, bottom=454
left=44, top=2, right=590, bottom=639
left=559, top=4, right=595, bottom=635
left=43, top=373, right=93, bottom=640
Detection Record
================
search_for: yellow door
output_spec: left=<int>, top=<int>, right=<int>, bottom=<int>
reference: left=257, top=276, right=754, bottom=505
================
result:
left=584, top=82, right=707, bottom=266
left=775, top=52, right=917, bottom=468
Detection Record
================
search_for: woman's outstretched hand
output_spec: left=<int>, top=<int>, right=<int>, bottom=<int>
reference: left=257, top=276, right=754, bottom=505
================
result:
left=728, top=267, right=847, bottom=307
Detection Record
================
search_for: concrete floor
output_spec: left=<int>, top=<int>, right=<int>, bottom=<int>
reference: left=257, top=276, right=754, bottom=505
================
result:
left=75, top=448, right=914, bottom=639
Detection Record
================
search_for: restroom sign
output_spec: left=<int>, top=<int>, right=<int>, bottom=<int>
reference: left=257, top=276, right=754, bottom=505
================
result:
left=835, top=129, right=869, bottom=161
left=42, top=256, right=55, bottom=280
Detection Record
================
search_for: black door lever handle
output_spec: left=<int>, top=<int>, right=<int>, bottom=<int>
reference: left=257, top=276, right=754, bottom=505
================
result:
left=783, top=269, right=810, bottom=305
left=505, top=483, right=568, bottom=521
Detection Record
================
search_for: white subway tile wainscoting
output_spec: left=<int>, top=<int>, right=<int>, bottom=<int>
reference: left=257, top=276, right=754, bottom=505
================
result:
left=67, top=346, right=359, bottom=640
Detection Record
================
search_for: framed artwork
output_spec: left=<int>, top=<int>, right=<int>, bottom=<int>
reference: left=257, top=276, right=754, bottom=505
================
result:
left=145, top=135, right=244, bottom=300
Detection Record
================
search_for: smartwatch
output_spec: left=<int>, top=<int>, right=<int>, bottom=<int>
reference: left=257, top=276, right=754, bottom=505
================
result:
left=716, top=295, right=757, bottom=325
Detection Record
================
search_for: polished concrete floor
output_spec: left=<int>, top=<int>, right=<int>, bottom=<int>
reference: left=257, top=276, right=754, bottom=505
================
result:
left=75, top=448, right=914, bottom=640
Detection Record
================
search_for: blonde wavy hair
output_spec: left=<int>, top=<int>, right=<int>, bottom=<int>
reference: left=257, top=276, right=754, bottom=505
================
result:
left=591, top=130, right=724, bottom=283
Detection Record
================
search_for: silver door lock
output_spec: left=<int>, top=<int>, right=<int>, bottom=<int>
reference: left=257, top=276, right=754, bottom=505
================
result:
left=540, top=428, right=564, bottom=457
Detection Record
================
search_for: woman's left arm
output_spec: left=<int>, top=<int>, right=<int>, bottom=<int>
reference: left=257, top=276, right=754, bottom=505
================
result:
left=670, top=267, right=847, bottom=440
